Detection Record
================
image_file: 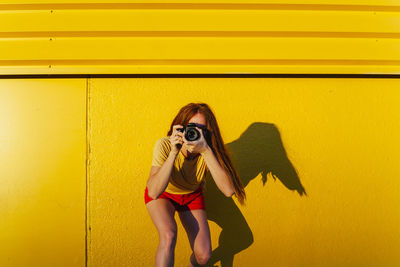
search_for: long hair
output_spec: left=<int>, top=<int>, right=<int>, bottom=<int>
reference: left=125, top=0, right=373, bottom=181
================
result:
left=167, top=103, right=246, bottom=206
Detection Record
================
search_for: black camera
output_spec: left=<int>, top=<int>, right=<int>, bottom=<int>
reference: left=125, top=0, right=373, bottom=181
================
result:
left=177, top=123, right=205, bottom=142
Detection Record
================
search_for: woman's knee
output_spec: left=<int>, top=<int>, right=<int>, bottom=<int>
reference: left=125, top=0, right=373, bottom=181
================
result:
left=194, top=247, right=212, bottom=265
left=159, top=228, right=178, bottom=248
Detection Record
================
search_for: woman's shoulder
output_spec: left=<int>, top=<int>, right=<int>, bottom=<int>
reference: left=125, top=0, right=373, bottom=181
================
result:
left=155, top=136, right=171, bottom=149
left=159, top=136, right=170, bottom=144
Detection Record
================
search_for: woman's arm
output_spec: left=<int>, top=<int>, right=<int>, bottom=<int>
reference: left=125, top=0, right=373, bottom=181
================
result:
left=201, top=147, right=235, bottom=197
left=147, top=125, right=184, bottom=199
left=146, top=150, right=178, bottom=199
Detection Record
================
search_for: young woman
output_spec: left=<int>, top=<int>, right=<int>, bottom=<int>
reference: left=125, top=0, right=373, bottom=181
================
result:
left=144, top=103, right=246, bottom=267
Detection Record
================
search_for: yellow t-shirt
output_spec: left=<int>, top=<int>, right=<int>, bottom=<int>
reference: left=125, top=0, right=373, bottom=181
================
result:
left=151, top=136, right=209, bottom=194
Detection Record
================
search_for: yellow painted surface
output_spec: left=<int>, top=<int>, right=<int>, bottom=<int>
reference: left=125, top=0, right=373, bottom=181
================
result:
left=0, top=79, right=87, bottom=267
left=1, top=1, right=400, bottom=74
left=1, top=1, right=400, bottom=266
left=1, top=0, right=400, bottom=5
left=88, top=77, right=400, bottom=266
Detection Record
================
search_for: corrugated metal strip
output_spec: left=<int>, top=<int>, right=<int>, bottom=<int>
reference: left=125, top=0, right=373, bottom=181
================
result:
left=2, top=1, right=400, bottom=8
left=0, top=1, right=399, bottom=74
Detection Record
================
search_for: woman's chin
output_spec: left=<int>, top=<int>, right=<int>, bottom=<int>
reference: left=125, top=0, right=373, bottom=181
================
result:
left=185, top=150, right=198, bottom=157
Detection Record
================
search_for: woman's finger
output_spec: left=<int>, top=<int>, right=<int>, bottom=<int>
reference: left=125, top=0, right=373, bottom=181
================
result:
left=175, top=131, right=183, bottom=137
left=173, top=124, right=183, bottom=130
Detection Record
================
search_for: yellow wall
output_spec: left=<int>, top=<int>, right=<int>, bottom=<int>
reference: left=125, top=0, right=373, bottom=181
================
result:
left=88, top=77, right=400, bottom=266
left=1, top=1, right=400, bottom=266
left=0, top=79, right=87, bottom=267
left=1, top=78, right=399, bottom=266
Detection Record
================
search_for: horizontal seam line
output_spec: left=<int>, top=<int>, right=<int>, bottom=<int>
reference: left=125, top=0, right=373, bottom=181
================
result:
left=0, top=3, right=400, bottom=12
left=0, top=31, right=400, bottom=38
left=1, top=59, right=400, bottom=66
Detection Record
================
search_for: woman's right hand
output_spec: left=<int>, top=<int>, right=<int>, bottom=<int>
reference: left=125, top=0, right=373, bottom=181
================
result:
left=170, top=125, right=184, bottom=156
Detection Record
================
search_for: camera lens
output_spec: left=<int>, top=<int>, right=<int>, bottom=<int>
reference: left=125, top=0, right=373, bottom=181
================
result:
left=185, top=127, right=200, bottom=141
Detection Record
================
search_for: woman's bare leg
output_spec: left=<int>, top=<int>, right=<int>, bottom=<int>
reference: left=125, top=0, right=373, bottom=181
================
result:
left=178, top=209, right=212, bottom=266
left=146, top=198, right=178, bottom=267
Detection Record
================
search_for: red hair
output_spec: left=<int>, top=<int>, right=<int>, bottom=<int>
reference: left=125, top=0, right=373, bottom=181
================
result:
left=167, top=103, right=246, bottom=205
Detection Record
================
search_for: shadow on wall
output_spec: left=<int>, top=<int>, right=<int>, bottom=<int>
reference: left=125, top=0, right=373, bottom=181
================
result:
left=203, top=122, right=307, bottom=267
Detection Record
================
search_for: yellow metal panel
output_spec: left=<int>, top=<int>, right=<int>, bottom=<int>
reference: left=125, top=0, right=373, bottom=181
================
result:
left=0, top=37, right=399, bottom=60
left=1, top=0, right=400, bottom=6
left=0, top=79, right=86, bottom=267
left=1, top=36, right=399, bottom=73
left=1, top=63, right=400, bottom=74
left=89, top=78, right=400, bottom=266
left=0, top=1, right=399, bottom=74
left=1, top=9, right=400, bottom=34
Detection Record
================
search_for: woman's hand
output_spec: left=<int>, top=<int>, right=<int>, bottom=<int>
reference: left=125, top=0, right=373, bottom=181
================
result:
left=183, top=127, right=210, bottom=154
left=169, top=125, right=184, bottom=156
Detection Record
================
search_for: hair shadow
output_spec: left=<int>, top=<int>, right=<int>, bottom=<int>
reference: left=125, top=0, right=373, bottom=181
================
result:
left=202, top=122, right=307, bottom=267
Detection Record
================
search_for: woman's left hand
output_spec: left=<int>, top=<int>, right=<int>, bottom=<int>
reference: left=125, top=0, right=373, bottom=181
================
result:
left=183, top=127, right=210, bottom=154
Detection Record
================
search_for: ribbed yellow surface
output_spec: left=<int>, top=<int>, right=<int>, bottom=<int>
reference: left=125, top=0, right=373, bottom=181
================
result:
left=0, top=1, right=399, bottom=74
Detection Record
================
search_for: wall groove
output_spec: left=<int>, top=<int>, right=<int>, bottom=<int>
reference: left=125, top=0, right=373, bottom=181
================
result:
left=1, top=3, right=400, bottom=11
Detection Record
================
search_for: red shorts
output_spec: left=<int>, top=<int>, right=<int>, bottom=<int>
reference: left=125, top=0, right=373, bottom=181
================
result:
left=144, top=185, right=205, bottom=212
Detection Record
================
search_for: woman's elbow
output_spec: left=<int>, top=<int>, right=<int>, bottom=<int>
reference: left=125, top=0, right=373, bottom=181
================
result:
left=147, top=187, right=159, bottom=199
left=224, top=189, right=235, bottom=198
left=146, top=181, right=159, bottom=199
